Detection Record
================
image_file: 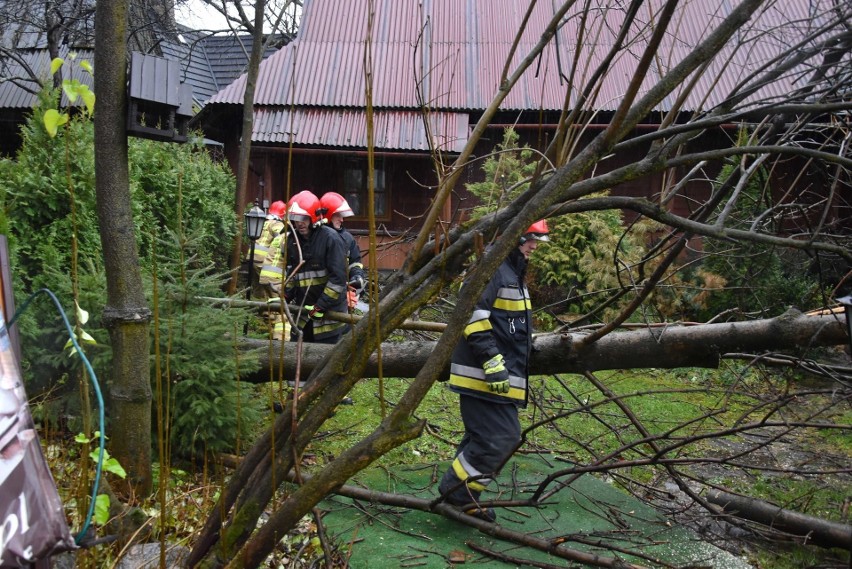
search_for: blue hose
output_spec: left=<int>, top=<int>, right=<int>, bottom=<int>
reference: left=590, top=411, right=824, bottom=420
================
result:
left=9, top=288, right=105, bottom=544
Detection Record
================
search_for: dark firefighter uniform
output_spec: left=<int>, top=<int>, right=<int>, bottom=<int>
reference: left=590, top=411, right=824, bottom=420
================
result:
left=334, top=226, right=366, bottom=291
left=284, top=224, right=349, bottom=343
left=439, top=247, right=532, bottom=507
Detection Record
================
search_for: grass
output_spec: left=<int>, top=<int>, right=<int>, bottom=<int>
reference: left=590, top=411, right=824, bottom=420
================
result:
left=40, top=362, right=850, bottom=568
left=307, top=365, right=851, bottom=568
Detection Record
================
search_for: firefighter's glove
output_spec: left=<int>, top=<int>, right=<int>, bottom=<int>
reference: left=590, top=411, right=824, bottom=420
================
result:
left=483, top=354, right=510, bottom=393
left=306, top=305, right=325, bottom=320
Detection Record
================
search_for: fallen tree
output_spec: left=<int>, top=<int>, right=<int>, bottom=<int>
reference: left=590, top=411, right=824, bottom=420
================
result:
left=241, top=310, right=849, bottom=382
left=706, top=490, right=852, bottom=550
left=186, top=0, right=852, bottom=565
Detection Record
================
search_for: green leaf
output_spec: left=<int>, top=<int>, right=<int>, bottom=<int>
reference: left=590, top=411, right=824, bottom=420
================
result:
left=42, top=109, right=68, bottom=138
left=76, top=301, right=90, bottom=325
left=94, top=494, right=110, bottom=525
left=103, top=457, right=127, bottom=479
left=62, top=80, right=80, bottom=104
left=50, top=58, right=64, bottom=75
left=80, top=88, right=96, bottom=115
left=80, top=60, right=93, bottom=74
left=74, top=432, right=90, bottom=444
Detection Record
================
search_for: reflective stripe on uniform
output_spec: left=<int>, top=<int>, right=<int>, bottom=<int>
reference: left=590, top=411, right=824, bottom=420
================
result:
left=463, top=309, right=492, bottom=338
left=493, top=287, right=531, bottom=312
left=259, top=264, right=284, bottom=283
left=448, top=363, right=526, bottom=401
left=293, top=268, right=328, bottom=289
left=451, top=452, right=491, bottom=492
left=312, top=319, right=346, bottom=338
left=323, top=280, right=346, bottom=300
left=252, top=244, right=270, bottom=264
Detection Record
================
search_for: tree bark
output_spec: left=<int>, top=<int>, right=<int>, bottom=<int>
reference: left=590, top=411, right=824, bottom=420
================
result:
left=706, top=490, right=852, bottom=549
left=94, top=0, right=153, bottom=497
left=226, top=0, right=266, bottom=295
left=244, top=311, right=848, bottom=382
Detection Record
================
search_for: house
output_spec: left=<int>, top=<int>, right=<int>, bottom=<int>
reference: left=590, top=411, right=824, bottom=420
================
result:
left=192, top=0, right=841, bottom=270
left=0, top=0, right=284, bottom=155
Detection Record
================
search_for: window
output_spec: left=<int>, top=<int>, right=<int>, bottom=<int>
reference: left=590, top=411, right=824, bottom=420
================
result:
left=341, top=158, right=388, bottom=219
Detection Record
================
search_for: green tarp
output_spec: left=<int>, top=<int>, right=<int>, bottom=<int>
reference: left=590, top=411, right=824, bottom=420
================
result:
left=319, top=454, right=752, bottom=568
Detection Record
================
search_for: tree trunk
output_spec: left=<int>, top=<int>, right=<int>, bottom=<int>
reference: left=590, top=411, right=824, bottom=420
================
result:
left=226, top=0, right=266, bottom=295
left=94, top=0, right=152, bottom=497
left=244, top=311, right=849, bottom=381
left=706, top=490, right=852, bottom=549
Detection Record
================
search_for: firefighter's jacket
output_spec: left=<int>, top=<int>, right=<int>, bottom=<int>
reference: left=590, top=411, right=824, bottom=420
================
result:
left=448, top=248, right=531, bottom=407
left=259, top=224, right=348, bottom=340
left=258, top=227, right=291, bottom=291
left=252, top=218, right=284, bottom=271
left=334, top=227, right=366, bottom=287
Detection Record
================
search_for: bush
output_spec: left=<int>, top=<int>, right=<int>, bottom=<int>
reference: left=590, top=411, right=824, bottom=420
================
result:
left=464, top=128, right=644, bottom=326
left=0, top=86, right=259, bottom=457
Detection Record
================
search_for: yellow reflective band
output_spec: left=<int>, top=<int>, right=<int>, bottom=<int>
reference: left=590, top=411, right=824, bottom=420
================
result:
left=493, top=297, right=531, bottom=311
left=296, top=277, right=329, bottom=288
left=451, top=458, right=487, bottom=492
left=323, top=287, right=341, bottom=300
left=463, top=319, right=492, bottom=337
left=448, top=374, right=525, bottom=401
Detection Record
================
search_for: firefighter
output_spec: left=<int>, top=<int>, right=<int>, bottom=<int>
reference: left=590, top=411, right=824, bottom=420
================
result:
left=252, top=200, right=287, bottom=273
left=438, top=219, right=550, bottom=522
left=258, top=200, right=296, bottom=341
left=280, top=191, right=349, bottom=343
left=318, top=192, right=367, bottom=309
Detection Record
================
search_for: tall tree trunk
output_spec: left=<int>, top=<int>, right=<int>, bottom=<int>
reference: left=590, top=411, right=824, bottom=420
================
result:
left=226, top=0, right=266, bottom=295
left=94, top=0, right=153, bottom=497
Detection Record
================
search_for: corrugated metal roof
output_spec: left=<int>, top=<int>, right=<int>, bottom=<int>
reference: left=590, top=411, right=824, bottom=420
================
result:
left=0, top=47, right=94, bottom=109
left=253, top=108, right=469, bottom=152
left=210, top=0, right=832, bottom=112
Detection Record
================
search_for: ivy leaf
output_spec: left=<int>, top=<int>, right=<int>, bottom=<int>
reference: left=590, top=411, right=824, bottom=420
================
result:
left=94, top=494, right=110, bottom=525
left=80, top=60, right=93, bottom=74
left=74, top=432, right=90, bottom=444
left=42, top=109, right=68, bottom=138
left=50, top=57, right=64, bottom=75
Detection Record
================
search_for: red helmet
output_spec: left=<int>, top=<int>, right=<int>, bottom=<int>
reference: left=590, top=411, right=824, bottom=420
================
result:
left=522, top=219, right=550, bottom=242
left=319, top=192, right=354, bottom=218
left=268, top=200, right=287, bottom=219
left=288, top=191, right=320, bottom=224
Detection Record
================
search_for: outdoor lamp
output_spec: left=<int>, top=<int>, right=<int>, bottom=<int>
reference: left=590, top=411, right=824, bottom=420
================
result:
left=243, top=202, right=267, bottom=335
left=244, top=203, right=266, bottom=241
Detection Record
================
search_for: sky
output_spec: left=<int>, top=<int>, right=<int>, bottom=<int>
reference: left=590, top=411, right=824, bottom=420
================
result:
left=175, top=0, right=231, bottom=31
left=175, top=1, right=296, bottom=33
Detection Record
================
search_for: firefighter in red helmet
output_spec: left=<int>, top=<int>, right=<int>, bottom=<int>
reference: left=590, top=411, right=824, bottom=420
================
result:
left=252, top=200, right=287, bottom=273
left=318, top=192, right=367, bottom=309
left=272, top=191, right=348, bottom=343
left=438, top=219, right=550, bottom=522
left=250, top=200, right=289, bottom=338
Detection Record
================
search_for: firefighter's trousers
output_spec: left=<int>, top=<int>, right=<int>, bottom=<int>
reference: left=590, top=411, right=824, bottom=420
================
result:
left=438, top=394, right=521, bottom=505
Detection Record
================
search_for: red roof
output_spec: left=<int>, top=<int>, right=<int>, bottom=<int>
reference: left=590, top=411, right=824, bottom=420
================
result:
left=206, top=0, right=834, bottom=150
